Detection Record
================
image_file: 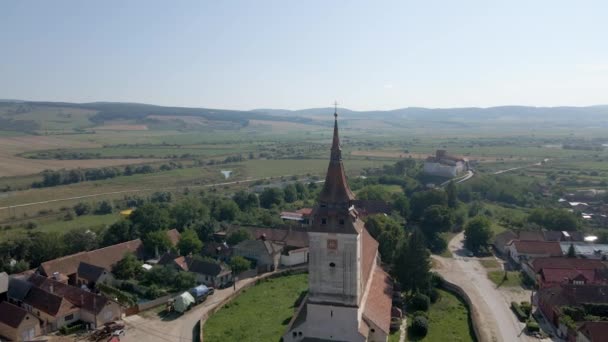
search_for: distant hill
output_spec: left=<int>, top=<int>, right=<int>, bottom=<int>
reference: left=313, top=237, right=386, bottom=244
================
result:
left=1, top=100, right=607, bottom=134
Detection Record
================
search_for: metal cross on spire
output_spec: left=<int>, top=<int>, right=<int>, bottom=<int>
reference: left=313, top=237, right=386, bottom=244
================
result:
left=333, top=101, right=339, bottom=118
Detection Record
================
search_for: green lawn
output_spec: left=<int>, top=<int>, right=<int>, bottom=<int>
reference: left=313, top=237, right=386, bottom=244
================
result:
left=487, top=270, right=524, bottom=288
left=479, top=258, right=500, bottom=269
left=411, top=289, right=475, bottom=342
left=203, top=273, right=308, bottom=342
left=388, top=329, right=402, bottom=342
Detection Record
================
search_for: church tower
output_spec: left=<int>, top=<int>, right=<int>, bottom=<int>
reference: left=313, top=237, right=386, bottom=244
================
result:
left=308, top=107, right=364, bottom=306
left=283, top=106, right=392, bottom=342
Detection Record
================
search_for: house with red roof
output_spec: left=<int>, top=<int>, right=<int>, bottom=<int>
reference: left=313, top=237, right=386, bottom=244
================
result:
left=522, top=257, right=607, bottom=288
left=577, top=321, right=608, bottom=342
left=506, top=240, right=563, bottom=264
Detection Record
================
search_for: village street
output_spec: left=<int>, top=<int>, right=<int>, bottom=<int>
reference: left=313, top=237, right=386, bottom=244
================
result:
left=432, top=232, right=537, bottom=342
left=121, top=275, right=262, bottom=342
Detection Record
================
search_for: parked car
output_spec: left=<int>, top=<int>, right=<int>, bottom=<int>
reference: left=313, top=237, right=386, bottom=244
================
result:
left=112, top=329, right=126, bottom=337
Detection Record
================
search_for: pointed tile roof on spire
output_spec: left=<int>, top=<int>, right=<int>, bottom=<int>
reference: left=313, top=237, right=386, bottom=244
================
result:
left=318, top=110, right=355, bottom=205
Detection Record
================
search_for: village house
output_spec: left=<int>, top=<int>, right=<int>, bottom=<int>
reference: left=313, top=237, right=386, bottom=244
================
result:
left=506, top=240, right=563, bottom=264
left=283, top=111, right=392, bottom=341
left=6, top=273, right=122, bottom=333
left=232, top=238, right=284, bottom=272
left=576, top=321, right=608, bottom=342
left=537, top=284, right=608, bottom=338
left=423, top=149, right=469, bottom=178
left=35, top=229, right=181, bottom=288
left=0, top=301, right=41, bottom=341
left=522, top=257, right=607, bottom=288
left=201, top=241, right=232, bottom=261
left=280, top=208, right=313, bottom=226
left=157, top=253, right=233, bottom=288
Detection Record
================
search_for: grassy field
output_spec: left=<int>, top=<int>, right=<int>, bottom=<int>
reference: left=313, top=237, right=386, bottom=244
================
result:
left=0, top=213, right=121, bottom=239
left=203, top=273, right=308, bottom=342
left=479, top=258, right=501, bottom=269
left=410, top=289, right=475, bottom=342
left=487, top=271, right=524, bottom=288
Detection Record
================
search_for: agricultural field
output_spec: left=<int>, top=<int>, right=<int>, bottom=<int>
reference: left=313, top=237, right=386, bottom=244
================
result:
left=203, top=273, right=308, bottom=342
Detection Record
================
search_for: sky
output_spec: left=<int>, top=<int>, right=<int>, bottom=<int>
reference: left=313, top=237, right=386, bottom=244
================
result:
left=1, top=1, right=607, bottom=111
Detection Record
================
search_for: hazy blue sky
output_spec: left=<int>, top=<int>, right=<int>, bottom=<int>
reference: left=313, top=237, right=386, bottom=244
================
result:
left=1, top=1, right=606, bottom=110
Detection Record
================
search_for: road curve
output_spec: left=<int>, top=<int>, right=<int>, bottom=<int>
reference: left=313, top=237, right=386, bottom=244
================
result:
left=432, top=232, right=533, bottom=342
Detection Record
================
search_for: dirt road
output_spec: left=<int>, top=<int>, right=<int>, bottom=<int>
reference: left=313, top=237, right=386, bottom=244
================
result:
left=121, top=275, right=261, bottom=342
left=432, top=232, right=534, bottom=342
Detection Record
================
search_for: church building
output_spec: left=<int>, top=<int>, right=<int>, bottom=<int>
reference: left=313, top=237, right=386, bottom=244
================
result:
left=283, top=110, right=393, bottom=342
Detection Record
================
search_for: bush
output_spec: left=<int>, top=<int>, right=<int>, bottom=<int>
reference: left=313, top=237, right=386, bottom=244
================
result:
left=511, top=301, right=528, bottom=322
left=410, top=316, right=429, bottom=337
left=409, top=293, right=430, bottom=311
left=430, top=272, right=444, bottom=288
left=429, top=288, right=441, bottom=303
left=520, top=301, right=532, bottom=316
left=525, top=320, right=540, bottom=332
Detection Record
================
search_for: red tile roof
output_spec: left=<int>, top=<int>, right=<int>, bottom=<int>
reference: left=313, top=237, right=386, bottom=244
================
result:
left=362, top=267, right=393, bottom=334
left=38, top=239, right=144, bottom=277
left=511, top=240, right=563, bottom=256
left=578, top=321, right=608, bottom=342
left=540, top=268, right=596, bottom=284
left=531, top=257, right=606, bottom=273
left=24, top=286, right=77, bottom=317
left=0, top=301, right=35, bottom=328
left=28, top=274, right=113, bottom=315
left=227, top=226, right=309, bottom=248
left=361, top=227, right=379, bottom=298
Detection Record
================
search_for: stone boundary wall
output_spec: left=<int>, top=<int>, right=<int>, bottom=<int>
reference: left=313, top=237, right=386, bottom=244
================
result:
left=199, top=267, right=308, bottom=342
left=441, top=279, right=484, bottom=342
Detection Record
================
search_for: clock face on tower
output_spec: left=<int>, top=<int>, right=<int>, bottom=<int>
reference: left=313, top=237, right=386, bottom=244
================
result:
left=327, top=239, right=338, bottom=250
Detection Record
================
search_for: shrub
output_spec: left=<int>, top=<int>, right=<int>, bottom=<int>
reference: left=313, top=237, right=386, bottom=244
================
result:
left=511, top=301, right=527, bottom=322
left=429, top=288, right=441, bottom=303
left=520, top=301, right=532, bottom=316
left=525, top=320, right=540, bottom=332
left=410, top=316, right=429, bottom=337
left=409, top=293, right=430, bottom=311
left=430, top=272, right=444, bottom=288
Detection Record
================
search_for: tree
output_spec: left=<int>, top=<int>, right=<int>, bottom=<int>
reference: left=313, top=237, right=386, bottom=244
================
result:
left=170, top=197, right=209, bottom=230
left=143, top=230, right=172, bottom=256
left=73, top=202, right=91, bottom=216
left=102, top=220, right=137, bottom=246
left=395, top=229, right=431, bottom=293
left=229, top=256, right=251, bottom=275
left=410, top=189, right=448, bottom=221
left=527, top=208, right=580, bottom=231
left=464, top=216, right=494, bottom=253
left=227, top=228, right=251, bottom=246
left=174, top=271, right=196, bottom=291
left=259, top=187, right=283, bottom=208
left=283, top=184, right=298, bottom=203
left=365, top=214, right=404, bottom=263
left=112, top=253, right=143, bottom=279
left=95, top=200, right=114, bottom=215
left=357, top=185, right=392, bottom=202
left=177, top=228, right=203, bottom=255
left=150, top=191, right=172, bottom=203
left=392, top=193, right=410, bottom=219
left=212, top=200, right=240, bottom=221
left=567, top=243, right=576, bottom=258
left=233, top=191, right=259, bottom=211
left=420, top=205, right=454, bottom=237
left=446, top=181, right=458, bottom=208
left=30, top=232, right=66, bottom=266
left=63, top=229, right=99, bottom=254
left=189, top=219, right=218, bottom=243
left=130, top=203, right=172, bottom=235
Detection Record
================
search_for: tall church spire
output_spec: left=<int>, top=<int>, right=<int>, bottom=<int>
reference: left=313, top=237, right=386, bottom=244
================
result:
left=318, top=105, right=355, bottom=206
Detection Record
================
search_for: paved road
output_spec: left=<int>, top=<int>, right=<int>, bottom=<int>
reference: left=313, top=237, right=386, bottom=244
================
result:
left=121, top=275, right=262, bottom=342
left=432, top=232, right=533, bottom=342
left=493, top=159, right=548, bottom=175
